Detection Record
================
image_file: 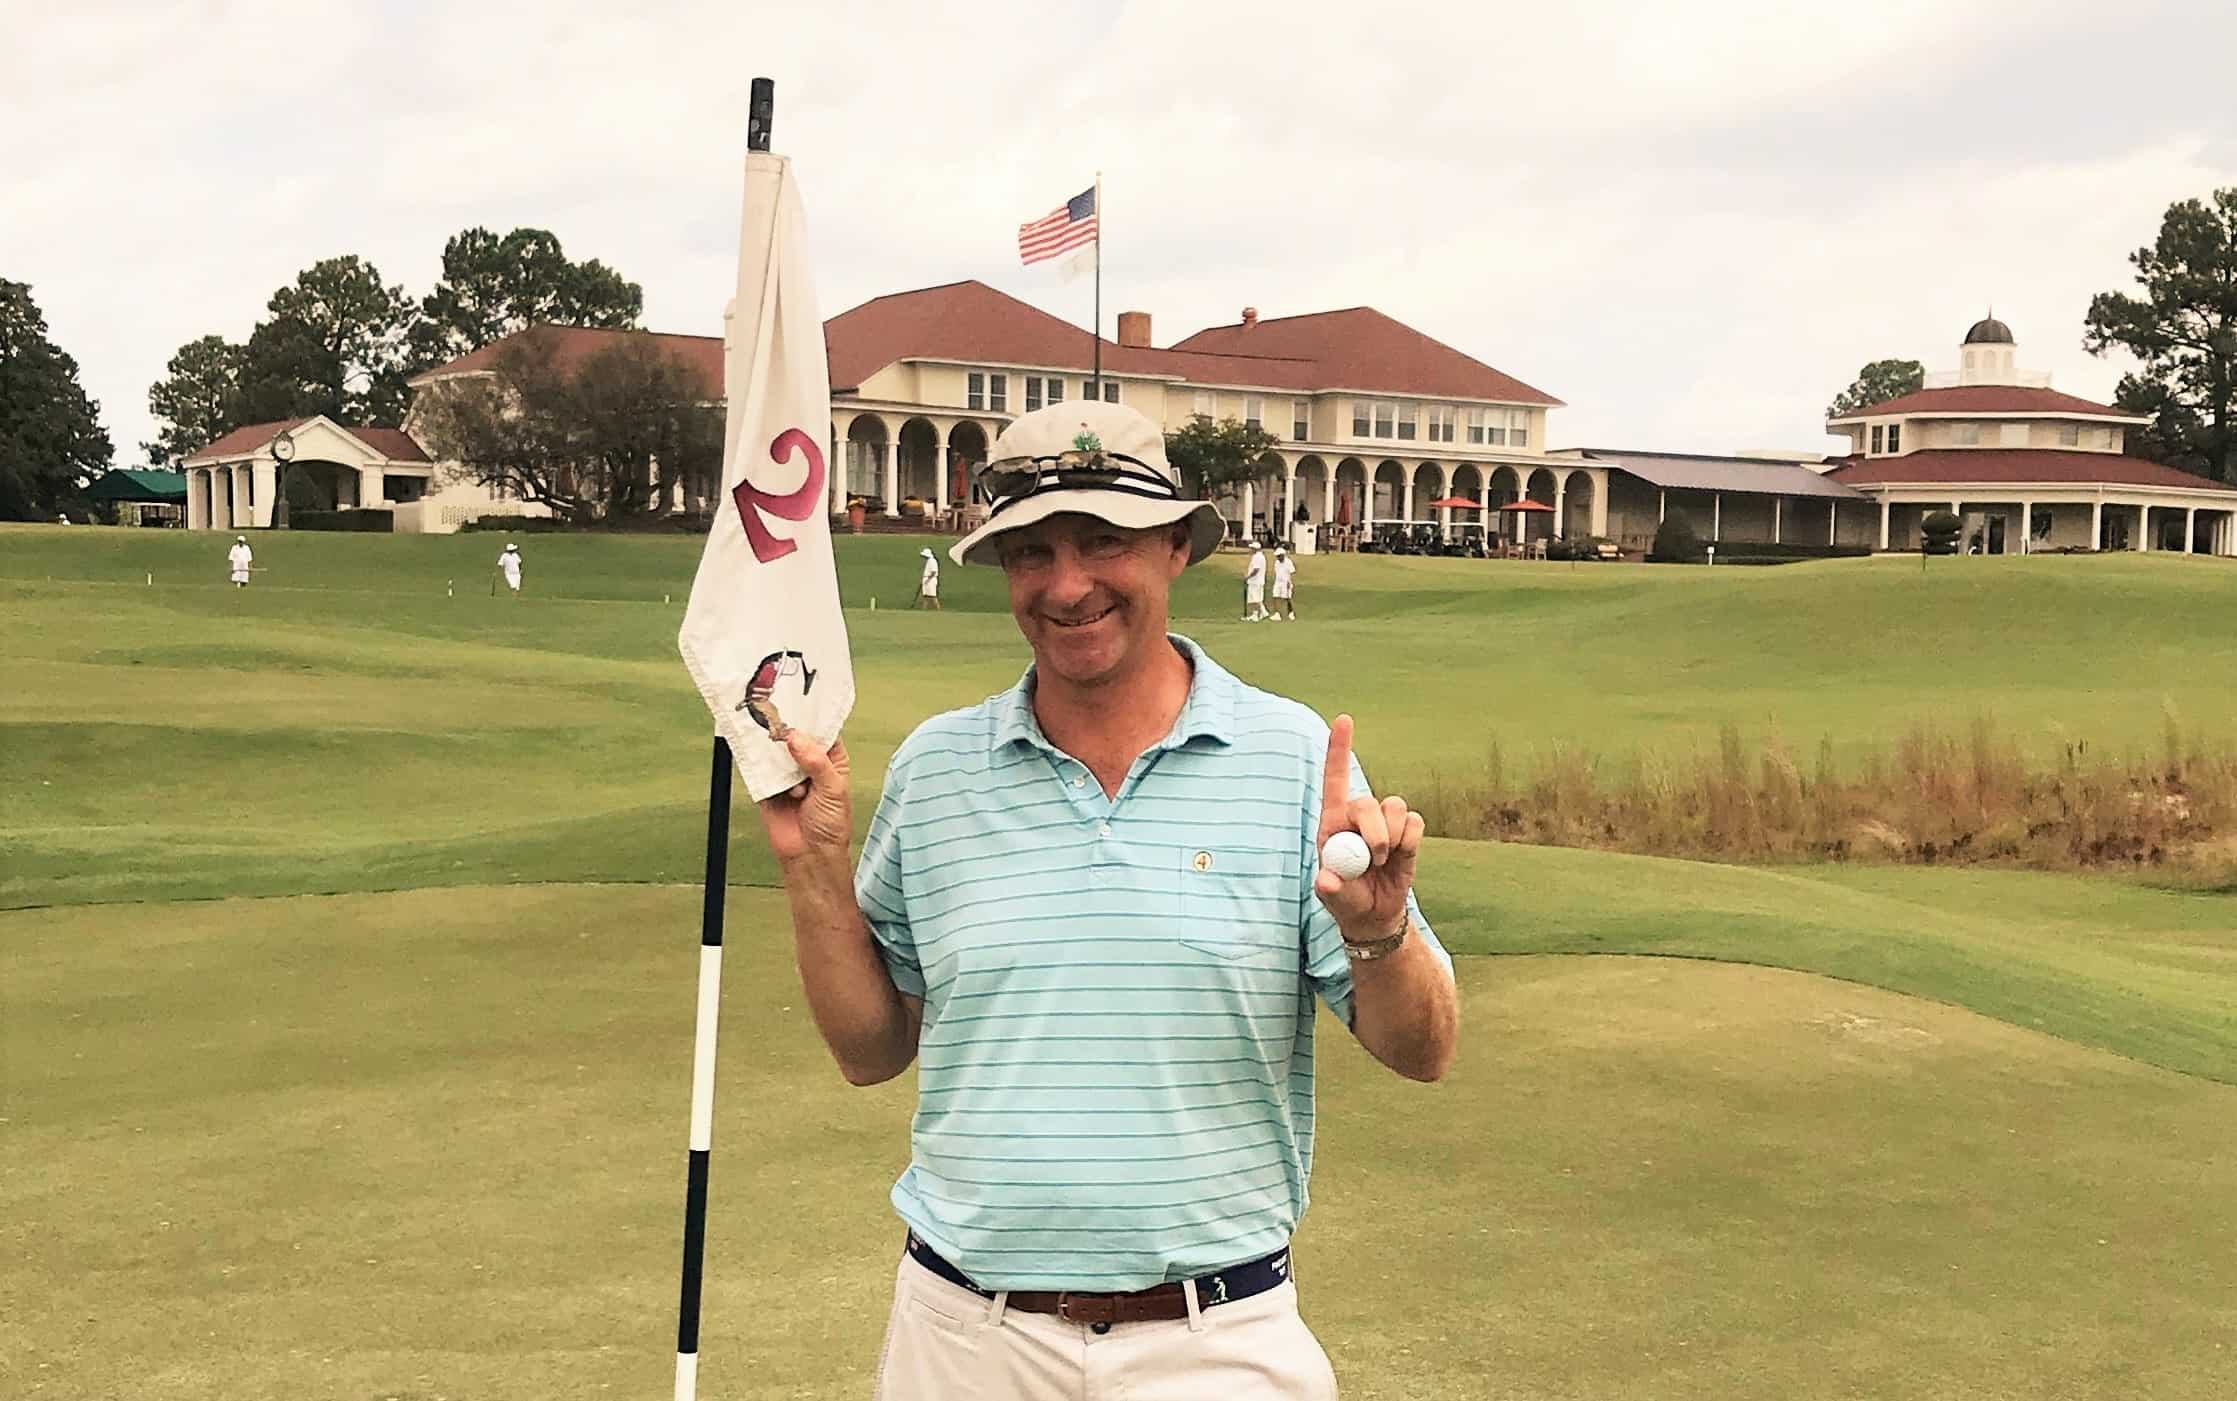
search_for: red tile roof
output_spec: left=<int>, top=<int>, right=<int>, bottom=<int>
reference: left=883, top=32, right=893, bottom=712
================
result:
left=186, top=417, right=430, bottom=464
left=1828, top=385, right=2134, bottom=422
left=1826, top=449, right=2228, bottom=492
left=1172, top=306, right=1563, bottom=406
left=823, top=280, right=1326, bottom=392
left=409, top=325, right=723, bottom=395
left=411, top=281, right=1565, bottom=411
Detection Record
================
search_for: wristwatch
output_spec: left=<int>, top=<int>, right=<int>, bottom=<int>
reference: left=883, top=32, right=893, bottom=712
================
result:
left=1342, top=913, right=1411, bottom=962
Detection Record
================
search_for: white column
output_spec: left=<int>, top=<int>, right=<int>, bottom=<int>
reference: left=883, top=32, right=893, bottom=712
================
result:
left=358, top=466, right=383, bottom=508
left=1241, top=480, right=1254, bottom=541
left=1398, top=469, right=1413, bottom=525
left=1284, top=462, right=1298, bottom=538
left=1591, top=475, right=1609, bottom=538
left=184, top=469, right=203, bottom=529
left=1363, top=474, right=1377, bottom=534
left=1878, top=499, right=1891, bottom=550
left=1658, top=488, right=1667, bottom=524
left=1772, top=497, right=1782, bottom=545
left=1552, top=481, right=1566, bottom=539
left=830, top=428, right=846, bottom=515
left=2018, top=501, right=2031, bottom=554
left=882, top=436, right=899, bottom=517
left=1712, top=492, right=1722, bottom=542
left=933, top=435, right=949, bottom=515
left=2185, top=506, right=2198, bottom=554
left=2137, top=504, right=2151, bottom=552
left=2091, top=500, right=2103, bottom=551
left=1827, top=500, right=1836, bottom=546
left=233, top=465, right=250, bottom=528
left=1322, top=473, right=1336, bottom=531
left=251, top=460, right=277, bottom=528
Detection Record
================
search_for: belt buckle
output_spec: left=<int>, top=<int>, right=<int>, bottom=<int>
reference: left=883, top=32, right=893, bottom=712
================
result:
left=1054, top=1292, right=1117, bottom=1325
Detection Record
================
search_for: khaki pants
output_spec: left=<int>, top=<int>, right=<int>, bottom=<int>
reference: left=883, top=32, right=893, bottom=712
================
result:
left=873, top=1254, right=1340, bottom=1400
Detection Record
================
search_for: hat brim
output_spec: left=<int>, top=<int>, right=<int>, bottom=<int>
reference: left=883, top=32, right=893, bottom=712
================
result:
left=949, top=490, right=1226, bottom=568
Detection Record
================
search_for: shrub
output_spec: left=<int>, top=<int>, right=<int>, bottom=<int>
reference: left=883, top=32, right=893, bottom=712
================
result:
left=1921, top=510, right=1963, bottom=556
left=1649, top=516, right=1704, bottom=563
left=463, top=514, right=570, bottom=533
left=290, top=509, right=392, bottom=533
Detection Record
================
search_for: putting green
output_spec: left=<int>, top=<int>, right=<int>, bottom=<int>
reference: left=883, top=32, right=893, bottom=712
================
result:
left=7, top=886, right=2234, bottom=1399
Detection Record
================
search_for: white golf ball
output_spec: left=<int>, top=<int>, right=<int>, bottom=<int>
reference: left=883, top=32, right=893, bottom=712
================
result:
left=1320, top=831, right=1371, bottom=881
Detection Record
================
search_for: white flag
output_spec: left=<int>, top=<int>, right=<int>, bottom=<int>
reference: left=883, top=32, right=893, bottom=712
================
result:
left=678, top=151, right=855, bottom=801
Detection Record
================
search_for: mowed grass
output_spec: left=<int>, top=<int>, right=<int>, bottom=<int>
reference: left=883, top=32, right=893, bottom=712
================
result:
left=8, top=523, right=2237, bottom=908
left=7, top=886, right=2235, bottom=1400
left=6, top=522, right=2237, bottom=1397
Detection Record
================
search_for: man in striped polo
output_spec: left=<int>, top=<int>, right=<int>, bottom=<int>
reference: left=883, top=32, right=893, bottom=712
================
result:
left=756, top=399, right=1460, bottom=1399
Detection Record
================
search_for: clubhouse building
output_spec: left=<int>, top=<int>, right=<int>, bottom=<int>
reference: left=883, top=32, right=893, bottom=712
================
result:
left=176, top=289, right=2236, bottom=560
left=1824, top=318, right=2237, bottom=556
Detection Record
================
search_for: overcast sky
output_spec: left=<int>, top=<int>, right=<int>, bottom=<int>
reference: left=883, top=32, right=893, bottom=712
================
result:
left=7, top=0, right=2235, bottom=464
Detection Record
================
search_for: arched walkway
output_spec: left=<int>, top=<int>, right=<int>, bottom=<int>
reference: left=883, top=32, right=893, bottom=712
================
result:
left=1411, top=461, right=1446, bottom=527
left=897, top=418, right=940, bottom=515
left=844, top=414, right=888, bottom=506
left=1526, top=467, right=1560, bottom=542
left=1562, top=470, right=1596, bottom=541
left=1374, top=460, right=1407, bottom=525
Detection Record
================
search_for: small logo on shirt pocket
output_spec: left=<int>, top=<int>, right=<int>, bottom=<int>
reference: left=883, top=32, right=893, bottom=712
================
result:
left=1190, top=850, right=1214, bottom=873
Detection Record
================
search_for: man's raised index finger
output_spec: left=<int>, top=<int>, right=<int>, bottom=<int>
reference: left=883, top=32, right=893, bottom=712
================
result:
left=1322, top=713, right=1357, bottom=823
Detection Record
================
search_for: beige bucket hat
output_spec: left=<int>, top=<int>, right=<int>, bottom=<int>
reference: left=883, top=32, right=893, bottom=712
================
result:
left=949, top=401, right=1226, bottom=567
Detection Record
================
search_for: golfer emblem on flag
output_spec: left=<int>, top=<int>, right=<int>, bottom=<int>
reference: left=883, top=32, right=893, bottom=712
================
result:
left=736, top=649, right=819, bottom=740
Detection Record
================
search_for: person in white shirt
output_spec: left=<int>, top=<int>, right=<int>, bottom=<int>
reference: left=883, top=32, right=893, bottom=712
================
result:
left=915, top=547, right=941, bottom=610
left=1243, top=544, right=1268, bottom=622
left=1271, top=546, right=1297, bottom=621
left=227, top=535, right=253, bottom=588
left=497, top=542, right=523, bottom=597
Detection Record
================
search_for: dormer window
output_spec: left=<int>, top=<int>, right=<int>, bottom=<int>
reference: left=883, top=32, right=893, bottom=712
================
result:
left=1870, top=425, right=1884, bottom=454
left=1952, top=423, right=1981, bottom=447
left=1886, top=424, right=1900, bottom=453
left=2060, top=424, right=2081, bottom=446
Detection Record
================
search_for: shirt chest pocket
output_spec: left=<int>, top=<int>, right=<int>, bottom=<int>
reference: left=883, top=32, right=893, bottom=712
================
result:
left=1172, top=846, right=1296, bottom=958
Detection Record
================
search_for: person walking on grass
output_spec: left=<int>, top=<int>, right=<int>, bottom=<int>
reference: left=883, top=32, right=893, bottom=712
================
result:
left=226, top=534, right=253, bottom=588
left=754, top=400, right=1458, bottom=1401
left=497, top=542, right=523, bottom=598
left=916, top=546, right=941, bottom=610
left=1242, top=540, right=1268, bottom=621
left=1271, top=545, right=1297, bottom=621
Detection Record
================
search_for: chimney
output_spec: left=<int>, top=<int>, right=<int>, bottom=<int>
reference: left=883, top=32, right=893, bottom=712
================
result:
left=1116, top=310, right=1151, bottom=348
left=1240, top=306, right=1259, bottom=328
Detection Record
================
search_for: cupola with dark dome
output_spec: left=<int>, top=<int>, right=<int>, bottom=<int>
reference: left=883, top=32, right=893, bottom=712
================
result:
left=1956, top=314, right=2018, bottom=383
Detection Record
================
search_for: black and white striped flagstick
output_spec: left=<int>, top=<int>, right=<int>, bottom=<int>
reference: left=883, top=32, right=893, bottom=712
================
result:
left=674, top=733, right=733, bottom=1401
left=673, top=79, right=776, bottom=1401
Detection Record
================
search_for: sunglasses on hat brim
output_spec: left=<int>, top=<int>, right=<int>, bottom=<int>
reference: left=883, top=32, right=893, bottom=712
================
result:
left=975, top=450, right=1168, bottom=503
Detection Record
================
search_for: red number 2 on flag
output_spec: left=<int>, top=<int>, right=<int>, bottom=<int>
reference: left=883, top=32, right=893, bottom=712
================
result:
left=732, top=427, right=828, bottom=564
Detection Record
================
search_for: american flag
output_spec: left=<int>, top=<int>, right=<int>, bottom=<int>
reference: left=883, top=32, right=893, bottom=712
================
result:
left=1017, top=186, right=1098, bottom=265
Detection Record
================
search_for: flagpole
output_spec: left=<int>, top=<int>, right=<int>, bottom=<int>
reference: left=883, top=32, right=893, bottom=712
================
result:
left=1092, top=171, right=1102, bottom=396
left=672, top=80, right=770, bottom=1401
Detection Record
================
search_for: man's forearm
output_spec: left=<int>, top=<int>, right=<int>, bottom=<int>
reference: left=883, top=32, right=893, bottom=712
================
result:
left=780, top=852, right=920, bottom=1085
left=1345, top=925, right=1458, bottom=1082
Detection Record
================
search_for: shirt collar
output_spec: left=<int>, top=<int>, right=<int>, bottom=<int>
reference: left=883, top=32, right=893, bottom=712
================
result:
left=993, top=633, right=1237, bottom=757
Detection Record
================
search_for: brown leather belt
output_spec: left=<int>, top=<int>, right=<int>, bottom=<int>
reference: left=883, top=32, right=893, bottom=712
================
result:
left=905, top=1232, right=1290, bottom=1324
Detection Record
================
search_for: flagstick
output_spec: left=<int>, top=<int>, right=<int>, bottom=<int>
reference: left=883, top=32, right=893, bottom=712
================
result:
left=1092, top=170, right=1103, bottom=396
left=672, top=75, right=772, bottom=1401
left=674, top=735, right=732, bottom=1401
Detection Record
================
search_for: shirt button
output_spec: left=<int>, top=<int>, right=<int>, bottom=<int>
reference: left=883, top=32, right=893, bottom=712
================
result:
left=1072, top=775, right=1085, bottom=788
left=1091, top=1322, right=1112, bottom=1335
left=1098, top=823, right=1111, bottom=837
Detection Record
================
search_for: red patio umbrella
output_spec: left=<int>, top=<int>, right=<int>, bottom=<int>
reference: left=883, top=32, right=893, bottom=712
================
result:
left=1498, top=499, right=1555, bottom=512
left=1428, top=495, right=1483, bottom=510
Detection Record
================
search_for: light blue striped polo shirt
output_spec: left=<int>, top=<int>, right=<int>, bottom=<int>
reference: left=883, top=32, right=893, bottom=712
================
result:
left=854, top=634, right=1450, bottom=1291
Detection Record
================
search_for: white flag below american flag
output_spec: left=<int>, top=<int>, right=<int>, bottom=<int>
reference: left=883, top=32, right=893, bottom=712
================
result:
left=1018, top=186, right=1098, bottom=265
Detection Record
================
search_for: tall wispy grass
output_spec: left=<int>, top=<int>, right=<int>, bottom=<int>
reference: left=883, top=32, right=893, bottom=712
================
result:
left=1410, top=711, right=2237, bottom=876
